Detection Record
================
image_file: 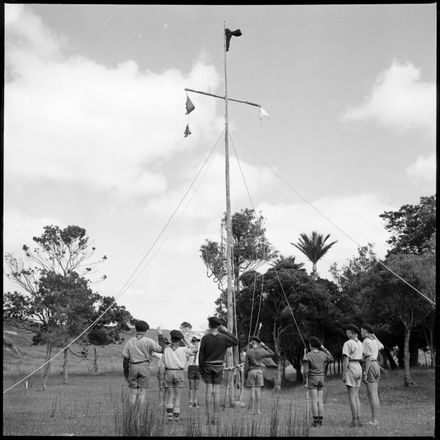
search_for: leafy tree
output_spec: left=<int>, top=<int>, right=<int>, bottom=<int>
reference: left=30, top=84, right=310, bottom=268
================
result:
left=369, top=253, right=434, bottom=386
left=379, top=195, right=436, bottom=256
left=292, top=231, right=337, bottom=279
left=4, top=225, right=107, bottom=386
left=200, top=208, right=277, bottom=324
left=85, top=295, right=133, bottom=373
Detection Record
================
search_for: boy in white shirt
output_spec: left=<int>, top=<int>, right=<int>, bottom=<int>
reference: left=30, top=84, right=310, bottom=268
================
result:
left=163, top=329, right=197, bottom=421
left=342, top=324, right=363, bottom=427
left=361, top=324, right=384, bottom=426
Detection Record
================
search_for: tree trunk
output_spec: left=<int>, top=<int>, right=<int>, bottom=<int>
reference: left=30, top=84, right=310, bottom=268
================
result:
left=92, top=345, right=99, bottom=373
left=311, top=262, right=317, bottom=280
left=383, top=346, right=398, bottom=370
left=42, top=343, right=52, bottom=391
left=403, top=327, right=416, bottom=387
left=272, top=324, right=281, bottom=392
left=62, top=348, right=69, bottom=384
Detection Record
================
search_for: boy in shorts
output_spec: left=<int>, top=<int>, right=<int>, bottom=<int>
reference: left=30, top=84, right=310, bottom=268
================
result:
left=303, top=336, right=334, bottom=427
left=361, top=324, right=384, bottom=426
left=188, top=336, right=201, bottom=408
left=152, top=337, right=170, bottom=407
left=244, top=336, right=274, bottom=415
left=199, top=316, right=238, bottom=425
left=163, top=329, right=197, bottom=421
left=121, top=320, right=165, bottom=407
left=342, top=324, right=364, bottom=427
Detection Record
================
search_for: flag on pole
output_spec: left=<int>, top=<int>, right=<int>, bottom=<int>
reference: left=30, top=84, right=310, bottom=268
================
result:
left=184, top=124, right=191, bottom=137
left=259, top=106, right=271, bottom=120
left=185, top=94, right=195, bottom=114
left=225, top=28, right=242, bottom=52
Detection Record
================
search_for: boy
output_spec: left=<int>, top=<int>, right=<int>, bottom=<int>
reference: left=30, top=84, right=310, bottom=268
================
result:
left=342, top=323, right=364, bottom=427
left=303, top=337, right=334, bottom=427
left=163, top=329, right=198, bottom=421
left=188, top=336, right=201, bottom=408
left=152, top=337, right=170, bottom=408
left=244, top=336, right=274, bottom=415
left=121, top=320, right=165, bottom=407
left=361, top=324, right=384, bottom=426
left=199, top=316, right=238, bottom=425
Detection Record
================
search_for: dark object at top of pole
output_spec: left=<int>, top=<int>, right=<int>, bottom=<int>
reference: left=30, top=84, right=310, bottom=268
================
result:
left=225, top=28, right=242, bottom=52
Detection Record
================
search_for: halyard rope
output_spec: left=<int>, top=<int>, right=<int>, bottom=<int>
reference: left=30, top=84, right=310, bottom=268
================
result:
left=3, top=130, right=225, bottom=395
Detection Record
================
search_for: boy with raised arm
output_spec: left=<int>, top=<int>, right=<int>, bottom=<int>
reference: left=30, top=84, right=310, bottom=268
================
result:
left=163, top=329, right=197, bottom=421
left=198, top=316, right=238, bottom=425
left=244, top=336, right=274, bottom=415
left=303, top=336, right=334, bottom=427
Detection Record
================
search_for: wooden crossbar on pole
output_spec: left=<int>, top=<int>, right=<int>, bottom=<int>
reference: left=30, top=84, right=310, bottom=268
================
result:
left=184, top=88, right=261, bottom=108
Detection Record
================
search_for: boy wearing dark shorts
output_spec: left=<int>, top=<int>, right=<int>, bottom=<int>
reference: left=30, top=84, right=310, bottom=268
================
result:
left=303, top=337, right=334, bottom=427
left=188, top=336, right=201, bottom=408
left=199, top=316, right=238, bottom=425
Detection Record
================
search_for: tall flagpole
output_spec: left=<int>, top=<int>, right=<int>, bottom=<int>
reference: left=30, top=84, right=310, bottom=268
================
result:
left=223, top=20, right=235, bottom=407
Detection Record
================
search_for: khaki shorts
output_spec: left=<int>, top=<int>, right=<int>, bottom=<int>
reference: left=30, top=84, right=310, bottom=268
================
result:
left=165, top=369, right=185, bottom=389
left=128, top=362, right=150, bottom=389
left=346, top=362, right=362, bottom=388
left=307, top=375, right=324, bottom=390
left=245, top=369, right=264, bottom=387
left=365, top=360, right=381, bottom=383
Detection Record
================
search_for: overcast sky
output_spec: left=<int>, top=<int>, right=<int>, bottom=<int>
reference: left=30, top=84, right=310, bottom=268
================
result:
left=4, top=4, right=436, bottom=331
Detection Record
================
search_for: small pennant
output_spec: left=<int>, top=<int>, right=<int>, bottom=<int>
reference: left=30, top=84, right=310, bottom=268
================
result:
left=184, top=124, right=191, bottom=137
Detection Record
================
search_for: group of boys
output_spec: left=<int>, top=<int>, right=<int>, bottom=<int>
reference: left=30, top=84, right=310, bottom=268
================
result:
left=302, top=323, right=383, bottom=428
left=122, top=317, right=384, bottom=427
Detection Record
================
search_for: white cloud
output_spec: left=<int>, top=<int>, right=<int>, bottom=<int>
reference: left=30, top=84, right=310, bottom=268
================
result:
left=258, top=192, right=393, bottom=278
left=341, top=60, right=435, bottom=137
left=406, top=151, right=436, bottom=182
left=142, top=152, right=278, bottom=220
left=4, top=5, right=223, bottom=201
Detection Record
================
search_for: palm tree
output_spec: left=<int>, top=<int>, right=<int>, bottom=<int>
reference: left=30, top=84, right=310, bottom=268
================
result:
left=291, top=231, right=337, bottom=279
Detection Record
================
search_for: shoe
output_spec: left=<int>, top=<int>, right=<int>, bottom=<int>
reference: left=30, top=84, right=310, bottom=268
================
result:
left=311, top=421, right=318, bottom=428
left=193, top=403, right=200, bottom=408
left=349, top=421, right=358, bottom=428
left=368, top=421, right=379, bottom=426
left=189, top=402, right=194, bottom=408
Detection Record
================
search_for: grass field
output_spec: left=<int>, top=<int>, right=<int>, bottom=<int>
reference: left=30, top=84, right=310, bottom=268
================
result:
left=3, top=330, right=436, bottom=436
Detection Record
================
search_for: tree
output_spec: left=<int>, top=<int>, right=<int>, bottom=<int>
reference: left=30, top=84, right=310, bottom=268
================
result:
left=292, top=231, right=337, bottom=279
left=85, top=295, right=133, bottom=373
left=379, top=195, right=436, bottom=256
left=200, top=209, right=277, bottom=324
left=370, top=253, right=434, bottom=386
left=4, top=225, right=107, bottom=386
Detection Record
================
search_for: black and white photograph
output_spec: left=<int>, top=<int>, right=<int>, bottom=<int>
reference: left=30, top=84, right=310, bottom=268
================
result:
left=3, top=3, right=436, bottom=437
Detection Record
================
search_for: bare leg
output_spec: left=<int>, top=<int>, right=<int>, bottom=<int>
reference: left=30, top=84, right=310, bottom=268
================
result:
left=129, top=388, right=138, bottom=406
left=189, top=379, right=194, bottom=405
left=310, top=389, right=318, bottom=417
left=347, top=386, right=358, bottom=424
left=173, top=387, right=182, bottom=418
left=194, top=379, right=200, bottom=405
left=166, top=387, right=174, bottom=420
left=213, top=384, right=221, bottom=422
left=205, top=383, right=213, bottom=421
left=255, top=387, right=262, bottom=415
left=138, top=388, right=146, bottom=406
left=366, top=382, right=380, bottom=423
left=317, top=389, right=324, bottom=417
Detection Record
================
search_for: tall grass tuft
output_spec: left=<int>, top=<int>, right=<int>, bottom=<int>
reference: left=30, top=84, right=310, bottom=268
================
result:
left=114, top=394, right=161, bottom=437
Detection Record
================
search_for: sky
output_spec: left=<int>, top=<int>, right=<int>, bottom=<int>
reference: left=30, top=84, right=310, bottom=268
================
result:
left=4, top=4, right=436, bottom=332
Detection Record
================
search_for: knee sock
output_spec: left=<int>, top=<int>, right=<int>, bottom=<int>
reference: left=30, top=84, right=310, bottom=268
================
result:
left=318, top=416, right=323, bottom=426
left=173, top=408, right=180, bottom=419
